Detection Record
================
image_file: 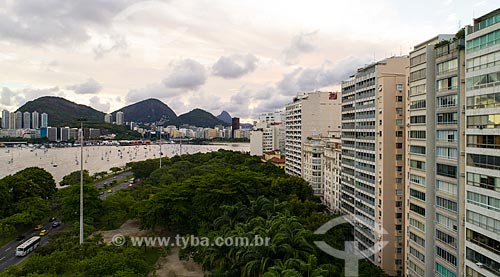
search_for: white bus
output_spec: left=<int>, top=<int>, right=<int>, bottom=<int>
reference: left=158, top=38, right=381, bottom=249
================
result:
left=16, top=236, right=41, bottom=257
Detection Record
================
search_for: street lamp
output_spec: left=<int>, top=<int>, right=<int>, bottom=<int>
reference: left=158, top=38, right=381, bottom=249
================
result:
left=77, top=118, right=86, bottom=245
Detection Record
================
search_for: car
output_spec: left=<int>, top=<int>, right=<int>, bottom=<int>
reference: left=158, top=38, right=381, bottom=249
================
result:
left=15, top=235, right=26, bottom=241
left=99, top=191, right=104, bottom=195
left=129, top=178, right=135, bottom=184
left=107, top=189, right=112, bottom=193
left=128, top=183, right=133, bottom=187
left=40, top=229, right=49, bottom=236
left=52, top=221, right=61, bottom=228
left=49, top=217, right=56, bottom=222
left=103, top=181, right=108, bottom=185
left=34, top=224, right=43, bottom=230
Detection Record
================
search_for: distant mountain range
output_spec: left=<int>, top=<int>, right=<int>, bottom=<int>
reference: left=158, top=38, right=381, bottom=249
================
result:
left=17, top=97, right=232, bottom=128
left=216, top=111, right=232, bottom=124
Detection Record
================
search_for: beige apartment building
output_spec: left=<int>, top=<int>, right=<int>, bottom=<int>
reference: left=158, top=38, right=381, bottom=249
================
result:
left=322, top=133, right=342, bottom=213
left=340, top=56, right=408, bottom=276
left=284, top=91, right=341, bottom=177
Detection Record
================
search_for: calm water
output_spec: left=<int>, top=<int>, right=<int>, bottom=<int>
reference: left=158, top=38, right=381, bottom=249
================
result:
left=0, top=143, right=249, bottom=186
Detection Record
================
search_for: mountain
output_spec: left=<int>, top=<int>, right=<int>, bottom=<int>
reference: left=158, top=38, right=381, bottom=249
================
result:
left=16, top=96, right=104, bottom=126
left=216, top=110, right=232, bottom=124
left=112, top=98, right=178, bottom=125
left=178, top=109, right=228, bottom=128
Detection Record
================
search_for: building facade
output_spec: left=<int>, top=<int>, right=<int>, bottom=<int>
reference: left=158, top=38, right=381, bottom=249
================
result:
left=322, top=134, right=342, bottom=213
left=23, top=111, right=31, bottom=129
left=32, top=111, right=39, bottom=129
left=340, top=57, right=408, bottom=276
left=116, top=111, right=124, bottom=125
left=464, top=9, right=500, bottom=277
left=104, top=113, right=112, bottom=123
left=302, top=137, right=326, bottom=196
left=284, top=91, right=341, bottom=177
left=1, top=110, right=9, bottom=129
left=41, top=113, right=48, bottom=128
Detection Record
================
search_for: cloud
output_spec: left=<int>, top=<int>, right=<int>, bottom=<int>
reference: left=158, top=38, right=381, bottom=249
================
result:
left=163, top=59, right=207, bottom=90
left=1, top=87, right=15, bottom=106
left=277, top=56, right=369, bottom=95
left=125, top=83, right=183, bottom=103
left=0, top=0, right=137, bottom=45
left=283, top=30, right=319, bottom=64
left=212, top=54, right=258, bottom=78
left=67, top=78, right=102, bottom=94
left=93, top=33, right=128, bottom=59
left=0, top=86, right=60, bottom=109
left=89, top=96, right=110, bottom=112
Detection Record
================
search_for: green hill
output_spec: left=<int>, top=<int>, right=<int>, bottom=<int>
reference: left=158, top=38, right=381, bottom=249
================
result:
left=178, top=108, right=228, bottom=127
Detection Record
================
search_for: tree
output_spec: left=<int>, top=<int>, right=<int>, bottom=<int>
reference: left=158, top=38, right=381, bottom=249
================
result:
left=55, top=183, right=102, bottom=225
left=60, top=170, right=93, bottom=187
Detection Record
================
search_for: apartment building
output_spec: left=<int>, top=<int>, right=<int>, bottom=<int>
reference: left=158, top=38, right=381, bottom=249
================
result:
left=340, top=56, right=408, bottom=276
left=250, top=111, right=285, bottom=156
left=464, top=9, right=500, bottom=277
left=284, top=91, right=341, bottom=176
left=406, top=33, right=467, bottom=277
left=322, top=134, right=342, bottom=213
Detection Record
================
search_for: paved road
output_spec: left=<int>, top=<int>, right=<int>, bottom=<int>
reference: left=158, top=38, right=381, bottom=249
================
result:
left=0, top=221, right=63, bottom=272
left=0, top=172, right=133, bottom=272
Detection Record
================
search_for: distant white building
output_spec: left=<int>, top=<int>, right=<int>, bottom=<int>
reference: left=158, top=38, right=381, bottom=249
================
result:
left=15, top=111, right=22, bottom=129
left=104, top=113, right=112, bottom=123
left=32, top=111, right=39, bottom=129
left=250, top=121, right=285, bottom=156
left=41, top=113, right=48, bottom=128
left=116, top=111, right=124, bottom=125
left=1, top=110, right=9, bottom=129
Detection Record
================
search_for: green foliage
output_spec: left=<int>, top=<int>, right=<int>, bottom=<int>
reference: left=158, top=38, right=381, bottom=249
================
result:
left=54, top=183, right=102, bottom=225
left=59, top=170, right=92, bottom=187
left=0, top=167, right=55, bottom=237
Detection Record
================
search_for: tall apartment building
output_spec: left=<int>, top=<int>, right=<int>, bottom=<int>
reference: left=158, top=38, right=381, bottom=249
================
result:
left=104, top=113, right=112, bottom=123
left=1, top=110, right=9, bottom=129
left=15, top=111, right=22, bottom=129
left=340, top=57, right=408, bottom=276
left=23, top=111, right=31, bottom=129
left=32, top=111, right=39, bottom=129
left=250, top=111, right=285, bottom=156
left=406, top=33, right=467, bottom=277
left=9, top=112, right=15, bottom=130
left=464, top=9, right=500, bottom=277
left=41, top=113, right=48, bottom=128
left=322, top=134, right=342, bottom=213
left=284, top=91, right=341, bottom=176
left=116, top=111, right=124, bottom=125
left=303, top=137, right=326, bottom=196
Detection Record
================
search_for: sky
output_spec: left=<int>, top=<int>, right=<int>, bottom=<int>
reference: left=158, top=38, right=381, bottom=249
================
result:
left=0, top=0, right=498, bottom=122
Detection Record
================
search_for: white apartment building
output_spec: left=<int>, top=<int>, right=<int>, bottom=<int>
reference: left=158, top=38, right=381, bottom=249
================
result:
left=284, top=91, right=341, bottom=176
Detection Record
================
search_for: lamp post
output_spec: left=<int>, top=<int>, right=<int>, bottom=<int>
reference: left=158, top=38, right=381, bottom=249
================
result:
left=77, top=118, right=86, bottom=245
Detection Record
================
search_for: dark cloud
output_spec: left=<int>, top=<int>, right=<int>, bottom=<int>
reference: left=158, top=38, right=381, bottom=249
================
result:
left=89, top=96, right=110, bottom=112
left=0, top=0, right=137, bottom=45
left=277, top=56, right=369, bottom=95
left=163, top=59, right=207, bottom=90
left=283, top=30, right=318, bottom=65
left=212, top=54, right=258, bottom=79
left=125, top=83, right=182, bottom=103
left=67, top=78, right=102, bottom=94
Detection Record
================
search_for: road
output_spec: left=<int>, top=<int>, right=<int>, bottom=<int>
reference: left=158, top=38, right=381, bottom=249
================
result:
left=0, top=171, right=133, bottom=272
left=0, top=221, right=62, bottom=272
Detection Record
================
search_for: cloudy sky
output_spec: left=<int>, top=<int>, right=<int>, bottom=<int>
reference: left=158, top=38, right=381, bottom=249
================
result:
left=0, top=0, right=497, bottom=122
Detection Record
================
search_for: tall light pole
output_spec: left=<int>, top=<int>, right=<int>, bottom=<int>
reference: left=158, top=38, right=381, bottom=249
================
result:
left=77, top=119, right=86, bottom=244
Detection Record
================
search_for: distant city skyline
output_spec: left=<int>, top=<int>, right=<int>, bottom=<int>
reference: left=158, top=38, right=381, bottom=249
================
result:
left=0, top=0, right=496, bottom=122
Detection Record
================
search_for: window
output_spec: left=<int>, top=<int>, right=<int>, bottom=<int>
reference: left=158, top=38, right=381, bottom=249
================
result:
left=437, top=76, right=458, bottom=92
left=466, top=92, right=500, bottom=109
left=436, top=262, right=457, bottom=277
left=436, top=213, right=457, bottom=231
left=409, top=84, right=426, bottom=96
left=410, top=130, right=426, bottom=139
left=467, top=172, right=500, bottom=191
left=408, top=260, right=425, bottom=276
left=396, top=119, right=403, bottom=126
left=466, top=29, right=500, bottom=53
left=466, top=71, right=500, bottom=90
left=437, top=196, right=457, bottom=212
left=396, top=96, right=403, bottom=102
left=466, top=50, right=500, bottom=72
left=437, top=163, right=457, bottom=178
left=467, top=210, right=500, bottom=233
left=437, top=112, right=458, bottom=124
left=466, top=248, right=500, bottom=276
left=437, top=130, right=457, bottom=142
left=437, top=94, right=458, bottom=108
left=467, top=154, right=500, bottom=170
left=396, top=143, right=403, bottom=149
left=437, top=246, right=457, bottom=266
left=467, top=191, right=500, bottom=212
left=409, top=216, right=425, bottom=232
left=436, top=180, right=457, bottom=195
left=396, top=107, right=403, bottom=114
left=436, top=229, right=457, bottom=249
left=436, top=147, right=458, bottom=160
left=396, top=84, right=403, bottom=91
left=395, top=131, right=403, bottom=137
left=410, top=53, right=426, bottom=66
left=409, top=145, right=426, bottom=155
left=410, top=99, right=426, bottom=110
left=409, top=174, right=425, bottom=186
left=396, top=154, right=403, bottom=160
left=410, top=203, right=425, bottom=216
left=410, top=69, right=426, bottom=82
left=410, top=188, right=426, bottom=201
left=467, top=114, right=500, bottom=129
left=410, top=159, right=425, bottom=170
left=409, top=246, right=425, bottom=262
left=410, top=115, right=426, bottom=124
left=410, top=232, right=425, bottom=247
left=437, top=58, right=458, bottom=74
left=467, top=135, right=500, bottom=149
